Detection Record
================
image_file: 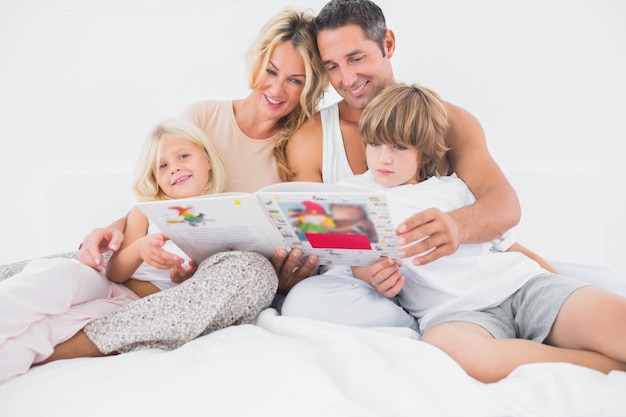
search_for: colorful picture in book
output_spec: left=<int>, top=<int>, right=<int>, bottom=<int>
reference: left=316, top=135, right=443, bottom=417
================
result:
left=166, top=206, right=210, bottom=226
left=278, top=200, right=378, bottom=250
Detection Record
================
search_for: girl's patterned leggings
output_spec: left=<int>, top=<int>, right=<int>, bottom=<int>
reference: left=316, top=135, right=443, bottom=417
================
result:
left=84, top=251, right=278, bottom=354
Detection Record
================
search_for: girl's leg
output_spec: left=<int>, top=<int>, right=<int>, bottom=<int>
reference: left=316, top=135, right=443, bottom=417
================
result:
left=83, top=251, right=277, bottom=353
left=38, top=328, right=104, bottom=364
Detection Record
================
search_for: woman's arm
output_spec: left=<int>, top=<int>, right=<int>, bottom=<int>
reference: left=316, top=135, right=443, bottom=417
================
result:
left=77, top=214, right=128, bottom=270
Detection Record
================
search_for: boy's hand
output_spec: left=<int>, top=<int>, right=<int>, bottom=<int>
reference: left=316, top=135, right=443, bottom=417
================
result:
left=361, top=258, right=404, bottom=298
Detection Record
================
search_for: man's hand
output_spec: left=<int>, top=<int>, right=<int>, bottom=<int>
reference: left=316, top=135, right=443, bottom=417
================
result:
left=271, top=248, right=319, bottom=294
left=77, top=227, right=125, bottom=271
left=395, top=208, right=461, bottom=266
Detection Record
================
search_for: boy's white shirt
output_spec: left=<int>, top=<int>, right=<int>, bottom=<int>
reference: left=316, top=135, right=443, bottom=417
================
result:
left=338, top=172, right=545, bottom=329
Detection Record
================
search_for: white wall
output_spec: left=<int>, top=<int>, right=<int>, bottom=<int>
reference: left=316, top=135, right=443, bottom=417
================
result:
left=1, top=0, right=625, bottom=277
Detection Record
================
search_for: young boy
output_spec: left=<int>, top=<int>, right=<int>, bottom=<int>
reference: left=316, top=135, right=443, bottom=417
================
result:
left=340, top=82, right=626, bottom=383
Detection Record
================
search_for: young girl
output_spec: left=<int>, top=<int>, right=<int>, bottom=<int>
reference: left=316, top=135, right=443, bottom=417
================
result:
left=0, top=118, right=277, bottom=383
left=328, top=83, right=626, bottom=383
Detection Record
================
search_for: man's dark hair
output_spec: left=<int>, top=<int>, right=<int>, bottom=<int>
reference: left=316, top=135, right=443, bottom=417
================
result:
left=315, top=0, right=388, bottom=56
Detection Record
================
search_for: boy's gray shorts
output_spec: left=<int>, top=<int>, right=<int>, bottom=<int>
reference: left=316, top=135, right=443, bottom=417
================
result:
left=421, top=273, right=588, bottom=342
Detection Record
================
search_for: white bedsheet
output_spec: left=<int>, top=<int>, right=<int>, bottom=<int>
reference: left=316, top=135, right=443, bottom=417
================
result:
left=1, top=308, right=624, bottom=417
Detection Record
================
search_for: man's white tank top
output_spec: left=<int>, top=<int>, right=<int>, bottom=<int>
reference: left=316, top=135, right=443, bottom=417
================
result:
left=320, top=102, right=355, bottom=184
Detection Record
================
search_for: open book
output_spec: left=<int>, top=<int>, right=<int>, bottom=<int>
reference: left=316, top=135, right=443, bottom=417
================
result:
left=136, top=182, right=398, bottom=266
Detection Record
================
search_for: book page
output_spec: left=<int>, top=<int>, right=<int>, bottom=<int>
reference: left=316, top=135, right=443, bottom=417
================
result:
left=137, top=194, right=287, bottom=264
left=256, top=186, right=398, bottom=266
left=259, top=181, right=374, bottom=194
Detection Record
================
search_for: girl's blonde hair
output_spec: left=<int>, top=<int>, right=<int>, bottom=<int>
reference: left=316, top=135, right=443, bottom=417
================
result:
left=133, top=118, right=227, bottom=201
left=359, top=83, right=450, bottom=181
left=246, top=6, right=329, bottom=181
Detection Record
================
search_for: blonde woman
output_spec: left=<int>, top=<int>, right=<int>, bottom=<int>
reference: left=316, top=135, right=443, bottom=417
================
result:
left=79, top=6, right=327, bottom=291
left=46, top=7, right=327, bottom=364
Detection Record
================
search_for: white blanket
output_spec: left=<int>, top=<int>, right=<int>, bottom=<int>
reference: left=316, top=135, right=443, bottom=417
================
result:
left=1, top=308, right=625, bottom=417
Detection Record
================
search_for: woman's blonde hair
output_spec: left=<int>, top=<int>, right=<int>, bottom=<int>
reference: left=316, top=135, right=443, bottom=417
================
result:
left=246, top=6, right=329, bottom=181
left=133, top=118, right=227, bottom=201
left=359, top=83, right=450, bottom=182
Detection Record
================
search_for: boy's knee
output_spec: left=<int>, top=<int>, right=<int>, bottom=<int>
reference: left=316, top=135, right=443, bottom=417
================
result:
left=421, top=324, right=501, bottom=382
left=280, top=278, right=319, bottom=317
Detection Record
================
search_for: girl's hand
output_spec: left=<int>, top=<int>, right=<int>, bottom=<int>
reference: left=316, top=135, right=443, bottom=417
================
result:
left=138, top=233, right=184, bottom=270
left=170, top=259, right=198, bottom=284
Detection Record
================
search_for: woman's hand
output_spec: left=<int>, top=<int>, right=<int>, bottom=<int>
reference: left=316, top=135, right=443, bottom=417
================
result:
left=77, top=227, right=125, bottom=271
left=77, top=216, right=128, bottom=271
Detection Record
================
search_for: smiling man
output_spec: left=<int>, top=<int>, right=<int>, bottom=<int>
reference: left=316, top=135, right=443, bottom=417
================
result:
left=282, top=0, right=525, bottom=328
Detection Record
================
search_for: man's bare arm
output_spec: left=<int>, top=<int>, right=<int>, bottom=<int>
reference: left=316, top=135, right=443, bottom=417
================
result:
left=397, top=102, right=521, bottom=265
left=445, top=102, right=521, bottom=242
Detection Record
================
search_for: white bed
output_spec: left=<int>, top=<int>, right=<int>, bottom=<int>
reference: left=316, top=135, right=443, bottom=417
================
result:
left=1, top=260, right=626, bottom=417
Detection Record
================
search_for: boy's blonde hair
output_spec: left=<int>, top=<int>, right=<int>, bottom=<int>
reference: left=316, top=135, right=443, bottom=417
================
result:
left=359, top=83, right=450, bottom=181
left=133, top=118, right=227, bottom=201
left=246, top=6, right=329, bottom=180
